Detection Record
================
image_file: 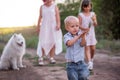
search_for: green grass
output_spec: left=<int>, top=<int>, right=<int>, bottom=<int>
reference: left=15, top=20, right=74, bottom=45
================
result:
left=96, top=39, right=120, bottom=54
left=26, top=36, right=38, bottom=49
left=0, top=27, right=120, bottom=55
left=45, top=62, right=66, bottom=68
left=0, top=26, right=38, bottom=48
left=23, top=53, right=32, bottom=59
left=0, top=43, right=4, bottom=54
left=62, top=42, right=66, bottom=53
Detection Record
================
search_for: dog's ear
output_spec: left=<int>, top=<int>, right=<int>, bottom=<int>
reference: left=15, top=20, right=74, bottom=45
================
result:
left=13, top=33, right=17, bottom=38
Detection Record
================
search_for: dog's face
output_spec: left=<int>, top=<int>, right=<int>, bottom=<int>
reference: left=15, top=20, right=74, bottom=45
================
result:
left=13, top=33, right=25, bottom=47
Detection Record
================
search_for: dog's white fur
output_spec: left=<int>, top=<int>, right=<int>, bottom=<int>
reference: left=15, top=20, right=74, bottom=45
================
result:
left=0, top=33, right=26, bottom=70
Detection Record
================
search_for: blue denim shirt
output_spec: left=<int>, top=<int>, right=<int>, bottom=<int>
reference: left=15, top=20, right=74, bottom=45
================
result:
left=64, top=32, right=85, bottom=63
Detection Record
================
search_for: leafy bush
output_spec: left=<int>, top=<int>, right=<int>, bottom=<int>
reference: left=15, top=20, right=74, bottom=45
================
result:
left=96, top=39, right=120, bottom=53
left=26, top=36, right=38, bottom=49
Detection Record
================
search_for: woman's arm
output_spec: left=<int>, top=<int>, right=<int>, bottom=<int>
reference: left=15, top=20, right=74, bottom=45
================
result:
left=55, top=6, right=61, bottom=30
left=37, top=6, right=42, bottom=33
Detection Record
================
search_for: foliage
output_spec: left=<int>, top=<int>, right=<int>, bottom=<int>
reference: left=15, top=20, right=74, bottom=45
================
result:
left=0, top=27, right=120, bottom=54
left=0, top=43, right=4, bottom=54
left=58, top=0, right=81, bottom=35
left=26, top=36, right=38, bottom=48
left=0, top=27, right=38, bottom=49
left=92, top=0, right=120, bottom=39
left=96, top=39, right=120, bottom=53
left=58, top=0, right=120, bottom=39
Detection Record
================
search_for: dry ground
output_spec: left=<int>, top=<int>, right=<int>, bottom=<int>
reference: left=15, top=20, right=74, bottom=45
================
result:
left=0, top=49, right=120, bottom=80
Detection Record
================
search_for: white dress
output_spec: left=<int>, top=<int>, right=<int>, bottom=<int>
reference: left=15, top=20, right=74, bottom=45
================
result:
left=79, top=12, right=97, bottom=46
left=37, top=3, right=62, bottom=57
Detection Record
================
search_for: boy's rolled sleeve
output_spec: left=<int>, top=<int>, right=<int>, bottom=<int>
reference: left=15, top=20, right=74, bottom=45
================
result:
left=64, top=34, right=71, bottom=46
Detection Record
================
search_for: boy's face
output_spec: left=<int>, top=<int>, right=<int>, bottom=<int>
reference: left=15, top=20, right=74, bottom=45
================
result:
left=66, top=20, right=79, bottom=35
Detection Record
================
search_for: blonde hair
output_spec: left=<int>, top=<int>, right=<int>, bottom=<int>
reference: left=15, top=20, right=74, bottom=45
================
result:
left=64, top=16, right=79, bottom=30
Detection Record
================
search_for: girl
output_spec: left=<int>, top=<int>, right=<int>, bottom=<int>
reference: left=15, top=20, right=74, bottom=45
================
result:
left=78, top=0, right=98, bottom=70
left=37, top=0, right=62, bottom=65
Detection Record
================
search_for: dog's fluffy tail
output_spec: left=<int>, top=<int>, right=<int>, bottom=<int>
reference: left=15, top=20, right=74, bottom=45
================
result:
left=0, top=57, right=2, bottom=70
left=0, top=61, right=2, bottom=70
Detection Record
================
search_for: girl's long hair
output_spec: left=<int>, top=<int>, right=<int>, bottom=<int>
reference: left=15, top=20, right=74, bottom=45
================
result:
left=79, top=0, right=93, bottom=13
left=43, top=0, right=46, bottom=2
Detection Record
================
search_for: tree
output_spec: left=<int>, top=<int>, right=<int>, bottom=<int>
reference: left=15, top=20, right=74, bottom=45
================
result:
left=58, top=0, right=81, bottom=34
left=58, top=0, right=120, bottom=39
left=92, top=0, right=120, bottom=39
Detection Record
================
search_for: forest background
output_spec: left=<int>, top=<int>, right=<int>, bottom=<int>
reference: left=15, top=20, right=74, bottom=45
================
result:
left=0, top=0, right=120, bottom=54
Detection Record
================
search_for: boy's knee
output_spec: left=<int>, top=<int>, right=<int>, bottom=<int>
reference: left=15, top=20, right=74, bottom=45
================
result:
left=67, top=71, right=78, bottom=80
left=80, top=73, right=89, bottom=80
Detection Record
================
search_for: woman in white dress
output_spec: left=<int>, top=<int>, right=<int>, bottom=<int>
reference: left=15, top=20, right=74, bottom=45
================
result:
left=37, top=0, right=62, bottom=65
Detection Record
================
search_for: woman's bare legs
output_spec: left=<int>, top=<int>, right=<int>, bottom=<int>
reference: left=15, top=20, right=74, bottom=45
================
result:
left=49, top=45, right=56, bottom=64
left=38, top=48, right=45, bottom=65
left=42, top=48, right=45, bottom=57
left=49, top=45, right=55, bottom=58
left=39, top=45, right=56, bottom=65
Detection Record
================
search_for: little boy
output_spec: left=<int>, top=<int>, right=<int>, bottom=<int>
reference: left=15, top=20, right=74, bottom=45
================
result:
left=64, top=16, right=89, bottom=80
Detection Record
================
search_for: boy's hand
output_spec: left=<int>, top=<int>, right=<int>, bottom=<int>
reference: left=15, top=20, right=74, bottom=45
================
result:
left=79, top=31, right=87, bottom=38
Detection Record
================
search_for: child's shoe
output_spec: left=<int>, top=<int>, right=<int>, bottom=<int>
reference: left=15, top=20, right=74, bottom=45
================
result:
left=38, top=57, right=44, bottom=66
left=88, top=61, right=93, bottom=71
left=91, top=59, right=94, bottom=70
left=50, top=57, right=56, bottom=64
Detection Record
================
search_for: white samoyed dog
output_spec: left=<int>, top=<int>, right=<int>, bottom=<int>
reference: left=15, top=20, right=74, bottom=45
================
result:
left=0, top=33, right=26, bottom=70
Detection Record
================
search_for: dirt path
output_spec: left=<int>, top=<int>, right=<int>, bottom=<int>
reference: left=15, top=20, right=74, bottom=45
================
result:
left=0, top=49, right=120, bottom=80
left=89, top=50, right=120, bottom=80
